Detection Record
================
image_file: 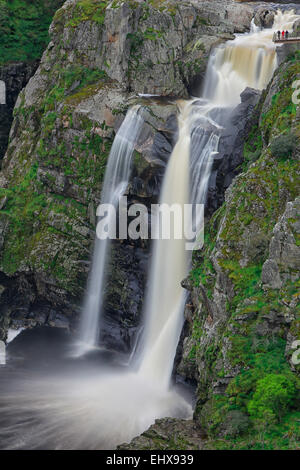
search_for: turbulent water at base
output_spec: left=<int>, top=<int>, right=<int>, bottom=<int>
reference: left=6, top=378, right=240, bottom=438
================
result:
left=75, top=106, right=144, bottom=356
left=0, top=9, right=299, bottom=450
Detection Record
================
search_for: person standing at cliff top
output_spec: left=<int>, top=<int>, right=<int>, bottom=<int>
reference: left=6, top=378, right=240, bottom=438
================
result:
left=286, top=30, right=289, bottom=39
left=277, top=30, right=281, bottom=40
left=282, top=30, right=285, bottom=39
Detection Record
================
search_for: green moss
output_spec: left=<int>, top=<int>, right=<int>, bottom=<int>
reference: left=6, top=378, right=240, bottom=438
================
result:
left=66, top=0, right=108, bottom=28
left=1, top=55, right=114, bottom=291
left=270, top=132, right=298, bottom=159
left=261, top=62, right=300, bottom=144
left=127, top=31, right=144, bottom=55
left=190, top=57, right=300, bottom=447
left=145, top=0, right=178, bottom=16
left=64, top=0, right=142, bottom=29
left=0, top=161, right=91, bottom=291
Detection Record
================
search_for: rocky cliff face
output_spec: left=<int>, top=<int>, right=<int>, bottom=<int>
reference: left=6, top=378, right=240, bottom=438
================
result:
left=0, top=0, right=255, bottom=346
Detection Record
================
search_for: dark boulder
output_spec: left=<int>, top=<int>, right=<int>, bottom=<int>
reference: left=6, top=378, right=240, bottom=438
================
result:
left=254, top=8, right=275, bottom=29
left=206, top=87, right=261, bottom=215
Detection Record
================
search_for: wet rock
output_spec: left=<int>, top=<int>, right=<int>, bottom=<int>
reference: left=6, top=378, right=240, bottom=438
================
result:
left=207, top=87, right=261, bottom=215
left=254, top=7, right=275, bottom=29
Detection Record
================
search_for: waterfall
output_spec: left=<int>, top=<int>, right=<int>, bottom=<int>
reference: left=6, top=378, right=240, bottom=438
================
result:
left=0, top=340, right=5, bottom=365
left=203, top=35, right=277, bottom=106
left=135, top=102, right=221, bottom=389
left=2, top=8, right=300, bottom=451
left=134, top=9, right=298, bottom=390
left=75, top=106, right=144, bottom=356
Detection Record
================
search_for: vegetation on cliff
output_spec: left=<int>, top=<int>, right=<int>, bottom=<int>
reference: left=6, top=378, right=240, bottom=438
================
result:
left=183, top=54, right=300, bottom=450
left=0, top=64, right=113, bottom=293
left=0, top=0, right=64, bottom=65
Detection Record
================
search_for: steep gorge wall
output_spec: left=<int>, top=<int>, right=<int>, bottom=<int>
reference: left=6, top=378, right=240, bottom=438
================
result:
left=181, top=55, right=300, bottom=421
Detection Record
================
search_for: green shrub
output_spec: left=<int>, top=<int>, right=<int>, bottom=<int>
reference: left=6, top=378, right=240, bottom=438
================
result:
left=270, top=133, right=298, bottom=159
left=248, top=374, right=296, bottom=423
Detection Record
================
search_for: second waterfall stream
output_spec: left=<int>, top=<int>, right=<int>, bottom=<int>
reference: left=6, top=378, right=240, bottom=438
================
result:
left=75, top=106, right=145, bottom=356
left=0, top=8, right=298, bottom=450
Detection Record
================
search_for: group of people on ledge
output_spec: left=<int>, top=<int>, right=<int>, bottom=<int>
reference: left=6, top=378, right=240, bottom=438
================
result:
left=277, top=30, right=289, bottom=40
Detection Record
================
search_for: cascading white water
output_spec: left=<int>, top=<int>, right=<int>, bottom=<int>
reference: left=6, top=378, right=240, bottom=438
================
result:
left=134, top=9, right=300, bottom=391
left=190, top=108, right=221, bottom=207
left=134, top=103, right=222, bottom=389
left=75, top=106, right=144, bottom=356
left=136, top=101, right=192, bottom=389
left=135, top=102, right=221, bottom=389
left=203, top=9, right=299, bottom=107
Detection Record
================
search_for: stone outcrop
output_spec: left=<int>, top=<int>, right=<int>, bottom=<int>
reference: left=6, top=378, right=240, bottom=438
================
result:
left=207, top=87, right=262, bottom=215
left=262, top=198, right=300, bottom=289
left=0, top=0, right=299, bottom=452
left=254, top=7, right=275, bottom=29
